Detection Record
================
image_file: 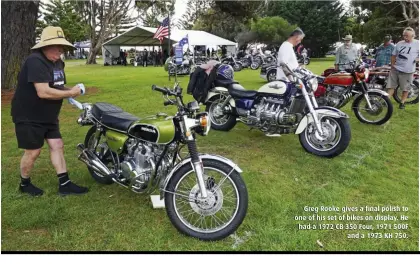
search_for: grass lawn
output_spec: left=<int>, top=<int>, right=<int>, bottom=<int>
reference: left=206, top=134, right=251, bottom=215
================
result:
left=1, top=58, right=418, bottom=251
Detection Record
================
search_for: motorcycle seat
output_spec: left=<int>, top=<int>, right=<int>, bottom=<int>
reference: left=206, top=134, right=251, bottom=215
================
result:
left=91, top=102, right=139, bottom=131
left=214, top=79, right=239, bottom=88
left=228, top=84, right=258, bottom=99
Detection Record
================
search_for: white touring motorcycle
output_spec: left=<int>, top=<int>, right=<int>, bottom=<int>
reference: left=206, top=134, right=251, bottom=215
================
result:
left=198, top=63, right=352, bottom=158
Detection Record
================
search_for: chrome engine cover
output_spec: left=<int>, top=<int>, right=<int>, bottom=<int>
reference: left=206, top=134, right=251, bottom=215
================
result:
left=325, top=85, right=352, bottom=108
left=120, top=139, right=175, bottom=192
left=248, top=97, right=298, bottom=134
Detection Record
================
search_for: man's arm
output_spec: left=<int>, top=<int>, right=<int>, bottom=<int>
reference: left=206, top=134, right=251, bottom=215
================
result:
left=335, top=47, right=341, bottom=70
left=390, top=55, right=396, bottom=68
left=34, top=83, right=80, bottom=100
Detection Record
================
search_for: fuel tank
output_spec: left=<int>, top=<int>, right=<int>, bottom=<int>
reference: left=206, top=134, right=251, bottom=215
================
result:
left=258, top=81, right=288, bottom=95
left=128, top=115, right=176, bottom=144
left=323, top=73, right=354, bottom=86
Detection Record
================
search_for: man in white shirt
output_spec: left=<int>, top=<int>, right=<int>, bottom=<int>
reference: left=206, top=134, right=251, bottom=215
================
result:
left=276, top=28, right=305, bottom=81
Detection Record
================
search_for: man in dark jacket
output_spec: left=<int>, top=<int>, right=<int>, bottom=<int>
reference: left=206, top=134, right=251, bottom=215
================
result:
left=11, top=26, right=88, bottom=196
left=142, top=48, right=148, bottom=67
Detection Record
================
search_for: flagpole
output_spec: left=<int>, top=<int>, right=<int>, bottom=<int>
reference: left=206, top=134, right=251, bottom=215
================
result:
left=168, top=10, right=171, bottom=81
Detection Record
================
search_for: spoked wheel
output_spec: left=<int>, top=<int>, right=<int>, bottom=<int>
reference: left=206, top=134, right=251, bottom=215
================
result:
left=205, top=95, right=237, bottom=131
left=250, top=62, right=259, bottom=70
left=299, top=117, right=351, bottom=158
left=267, top=70, right=277, bottom=82
left=233, top=63, right=242, bottom=72
left=353, top=92, right=393, bottom=125
left=84, top=126, right=115, bottom=184
left=393, top=81, right=419, bottom=104
left=164, top=159, right=248, bottom=241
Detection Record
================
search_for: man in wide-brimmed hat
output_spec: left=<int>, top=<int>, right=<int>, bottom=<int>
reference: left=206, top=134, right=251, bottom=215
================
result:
left=335, top=34, right=359, bottom=71
left=11, top=26, right=88, bottom=196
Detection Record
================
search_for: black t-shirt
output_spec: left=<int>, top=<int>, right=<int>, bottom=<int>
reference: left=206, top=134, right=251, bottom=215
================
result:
left=11, top=51, right=66, bottom=124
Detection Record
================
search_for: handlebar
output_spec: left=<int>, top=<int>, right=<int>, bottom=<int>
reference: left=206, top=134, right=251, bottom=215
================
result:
left=163, top=101, right=173, bottom=106
left=68, top=97, right=84, bottom=110
left=152, top=84, right=169, bottom=95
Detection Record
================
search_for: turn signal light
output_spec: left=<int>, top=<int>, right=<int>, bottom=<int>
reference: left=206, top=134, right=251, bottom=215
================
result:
left=200, top=116, right=208, bottom=127
left=357, top=72, right=365, bottom=80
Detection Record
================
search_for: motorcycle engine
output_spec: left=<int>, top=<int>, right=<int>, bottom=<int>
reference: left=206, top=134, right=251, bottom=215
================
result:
left=325, top=85, right=352, bottom=108
left=248, top=97, right=301, bottom=134
left=120, top=139, right=174, bottom=192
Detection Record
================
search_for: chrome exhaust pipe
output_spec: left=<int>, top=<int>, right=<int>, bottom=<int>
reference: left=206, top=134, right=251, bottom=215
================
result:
left=77, top=143, right=112, bottom=176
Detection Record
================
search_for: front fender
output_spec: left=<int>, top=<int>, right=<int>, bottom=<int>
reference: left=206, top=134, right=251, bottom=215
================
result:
left=205, top=87, right=236, bottom=107
left=355, top=89, right=389, bottom=98
left=159, top=154, right=243, bottom=199
left=295, top=107, right=349, bottom=134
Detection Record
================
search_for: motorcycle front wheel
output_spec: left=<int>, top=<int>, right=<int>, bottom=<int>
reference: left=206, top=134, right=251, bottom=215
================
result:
left=393, top=80, right=419, bottom=104
left=164, top=159, right=248, bottom=241
left=353, top=92, right=393, bottom=125
left=299, top=117, right=351, bottom=158
left=205, top=95, right=237, bottom=131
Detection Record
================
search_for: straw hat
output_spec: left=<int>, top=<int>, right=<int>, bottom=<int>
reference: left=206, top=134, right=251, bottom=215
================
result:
left=32, top=26, right=75, bottom=50
left=342, top=35, right=353, bottom=41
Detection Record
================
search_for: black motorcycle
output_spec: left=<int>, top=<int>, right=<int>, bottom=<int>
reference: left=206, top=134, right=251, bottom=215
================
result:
left=221, top=55, right=242, bottom=71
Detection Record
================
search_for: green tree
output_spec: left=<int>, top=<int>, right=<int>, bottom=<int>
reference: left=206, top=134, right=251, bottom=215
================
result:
left=73, top=0, right=135, bottom=64
left=42, top=0, right=89, bottom=45
left=264, top=1, right=348, bottom=57
left=135, top=0, right=175, bottom=27
left=177, top=0, right=210, bottom=30
left=350, top=1, right=419, bottom=46
left=250, top=16, right=296, bottom=45
left=193, top=7, right=249, bottom=42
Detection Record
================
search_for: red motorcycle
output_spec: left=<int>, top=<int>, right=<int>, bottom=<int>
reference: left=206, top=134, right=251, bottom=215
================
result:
left=315, top=61, right=393, bottom=125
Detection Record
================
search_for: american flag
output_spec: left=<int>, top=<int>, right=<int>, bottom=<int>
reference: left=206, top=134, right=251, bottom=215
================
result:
left=153, top=17, right=169, bottom=43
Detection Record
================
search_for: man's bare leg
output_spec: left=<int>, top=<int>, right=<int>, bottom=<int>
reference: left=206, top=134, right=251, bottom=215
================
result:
left=387, top=88, right=395, bottom=97
left=46, top=138, right=66, bottom=174
left=400, top=91, right=409, bottom=104
left=47, top=138, right=88, bottom=195
left=19, top=149, right=44, bottom=196
left=20, top=149, right=41, bottom=177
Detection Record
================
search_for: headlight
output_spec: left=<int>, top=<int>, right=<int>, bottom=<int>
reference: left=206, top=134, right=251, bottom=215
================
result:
left=308, top=77, right=318, bottom=92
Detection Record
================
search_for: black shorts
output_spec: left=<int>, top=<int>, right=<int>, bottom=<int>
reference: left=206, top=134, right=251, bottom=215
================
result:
left=14, top=122, right=61, bottom=150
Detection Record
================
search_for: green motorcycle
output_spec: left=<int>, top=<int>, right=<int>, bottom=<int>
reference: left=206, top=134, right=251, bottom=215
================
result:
left=68, top=83, right=248, bottom=241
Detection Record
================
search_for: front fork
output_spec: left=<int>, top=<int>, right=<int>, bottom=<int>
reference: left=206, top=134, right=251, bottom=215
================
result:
left=182, top=116, right=208, bottom=198
left=187, top=141, right=208, bottom=199
left=360, top=82, right=374, bottom=109
left=301, top=82, right=324, bottom=136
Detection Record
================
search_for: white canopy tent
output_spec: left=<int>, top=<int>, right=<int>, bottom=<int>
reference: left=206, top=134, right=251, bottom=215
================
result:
left=102, top=26, right=237, bottom=65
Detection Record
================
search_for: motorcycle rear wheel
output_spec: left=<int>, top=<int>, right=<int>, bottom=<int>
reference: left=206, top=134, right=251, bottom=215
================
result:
left=393, top=80, right=419, bottom=104
left=353, top=92, right=393, bottom=125
left=299, top=117, right=351, bottom=158
left=164, top=159, right=248, bottom=241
